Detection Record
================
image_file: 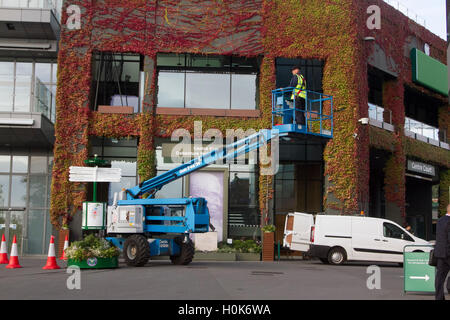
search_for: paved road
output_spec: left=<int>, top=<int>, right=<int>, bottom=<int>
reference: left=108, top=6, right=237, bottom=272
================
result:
left=0, top=258, right=445, bottom=300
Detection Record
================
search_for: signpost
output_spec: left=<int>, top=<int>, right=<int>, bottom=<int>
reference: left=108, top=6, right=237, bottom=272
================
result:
left=404, top=245, right=435, bottom=293
left=69, top=155, right=122, bottom=230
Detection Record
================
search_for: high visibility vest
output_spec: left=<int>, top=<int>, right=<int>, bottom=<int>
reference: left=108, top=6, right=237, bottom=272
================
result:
left=291, top=74, right=306, bottom=99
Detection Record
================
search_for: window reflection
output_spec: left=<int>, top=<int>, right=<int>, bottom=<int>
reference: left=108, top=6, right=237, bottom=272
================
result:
left=157, top=54, right=258, bottom=110
left=0, top=175, right=9, bottom=207
left=231, top=74, right=257, bottom=110
left=0, top=155, right=11, bottom=173
left=12, top=156, right=28, bottom=173
left=157, top=72, right=185, bottom=108
left=185, top=73, right=230, bottom=109
left=10, top=176, right=27, bottom=207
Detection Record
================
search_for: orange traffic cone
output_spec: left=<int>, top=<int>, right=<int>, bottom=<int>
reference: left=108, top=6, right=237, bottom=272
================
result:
left=42, top=235, right=60, bottom=270
left=5, top=235, right=22, bottom=269
left=60, top=235, right=69, bottom=260
left=0, top=234, right=8, bottom=264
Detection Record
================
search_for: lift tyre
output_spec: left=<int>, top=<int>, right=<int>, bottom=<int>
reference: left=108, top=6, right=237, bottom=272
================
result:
left=123, top=234, right=150, bottom=267
left=170, top=238, right=195, bottom=265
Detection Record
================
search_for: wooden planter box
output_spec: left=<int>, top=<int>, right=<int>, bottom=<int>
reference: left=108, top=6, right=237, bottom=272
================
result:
left=262, top=232, right=275, bottom=261
left=193, top=252, right=236, bottom=261
left=97, top=105, right=134, bottom=114
left=67, top=257, right=119, bottom=269
left=236, top=252, right=261, bottom=261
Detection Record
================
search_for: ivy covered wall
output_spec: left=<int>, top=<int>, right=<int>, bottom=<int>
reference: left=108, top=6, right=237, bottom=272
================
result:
left=51, top=0, right=449, bottom=229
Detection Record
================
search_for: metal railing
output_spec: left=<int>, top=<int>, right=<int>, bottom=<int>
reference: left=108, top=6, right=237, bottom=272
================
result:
left=368, top=103, right=392, bottom=124
left=0, top=0, right=62, bottom=20
left=404, top=117, right=444, bottom=142
left=383, top=0, right=426, bottom=29
left=272, top=88, right=333, bottom=139
left=34, top=78, right=54, bottom=122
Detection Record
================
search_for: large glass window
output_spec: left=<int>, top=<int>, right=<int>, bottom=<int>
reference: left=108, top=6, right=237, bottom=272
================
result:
left=157, top=54, right=259, bottom=110
left=0, top=175, right=9, bottom=207
left=91, top=53, right=143, bottom=113
left=276, top=58, right=323, bottom=92
left=89, top=137, right=138, bottom=204
left=0, top=60, right=56, bottom=120
left=404, top=86, right=444, bottom=142
left=0, top=149, right=53, bottom=255
left=0, top=61, right=14, bottom=112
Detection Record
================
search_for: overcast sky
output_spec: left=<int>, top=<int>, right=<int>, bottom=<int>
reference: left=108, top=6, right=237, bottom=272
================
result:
left=387, top=0, right=447, bottom=39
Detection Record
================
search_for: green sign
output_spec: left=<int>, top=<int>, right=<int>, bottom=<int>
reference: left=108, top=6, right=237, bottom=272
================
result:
left=404, top=249, right=435, bottom=293
left=411, top=48, right=448, bottom=96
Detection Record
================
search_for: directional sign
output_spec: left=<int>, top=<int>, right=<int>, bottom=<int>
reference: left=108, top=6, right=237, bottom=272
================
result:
left=404, top=248, right=435, bottom=293
left=69, top=166, right=122, bottom=183
left=409, top=275, right=430, bottom=281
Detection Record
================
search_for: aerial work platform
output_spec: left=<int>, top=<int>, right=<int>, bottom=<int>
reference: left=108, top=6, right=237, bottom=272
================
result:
left=272, top=88, right=333, bottom=140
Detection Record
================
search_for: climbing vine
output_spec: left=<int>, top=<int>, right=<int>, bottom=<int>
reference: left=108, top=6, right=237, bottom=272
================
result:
left=51, top=0, right=448, bottom=229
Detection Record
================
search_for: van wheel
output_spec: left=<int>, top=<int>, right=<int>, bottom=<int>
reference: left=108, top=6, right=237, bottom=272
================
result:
left=328, top=247, right=346, bottom=265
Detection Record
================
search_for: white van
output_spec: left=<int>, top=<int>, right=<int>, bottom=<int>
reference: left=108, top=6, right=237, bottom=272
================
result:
left=283, top=213, right=431, bottom=265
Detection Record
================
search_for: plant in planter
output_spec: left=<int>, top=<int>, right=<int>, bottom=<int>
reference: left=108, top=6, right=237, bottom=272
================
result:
left=261, top=225, right=276, bottom=261
left=65, top=235, right=120, bottom=269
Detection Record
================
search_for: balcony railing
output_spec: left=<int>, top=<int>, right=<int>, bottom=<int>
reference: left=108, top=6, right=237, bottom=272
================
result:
left=0, top=0, right=62, bottom=20
left=368, top=103, right=393, bottom=124
left=404, top=117, right=445, bottom=143
left=383, top=0, right=426, bottom=29
left=0, top=75, right=54, bottom=122
left=34, top=78, right=54, bottom=122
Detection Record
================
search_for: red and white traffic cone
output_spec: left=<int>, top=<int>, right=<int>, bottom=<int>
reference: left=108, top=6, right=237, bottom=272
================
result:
left=0, top=234, right=8, bottom=264
left=42, top=235, right=60, bottom=270
left=5, top=235, right=22, bottom=269
left=60, top=235, right=69, bottom=260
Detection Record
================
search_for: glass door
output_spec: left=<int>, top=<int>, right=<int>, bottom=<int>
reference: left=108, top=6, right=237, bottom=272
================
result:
left=0, top=208, right=25, bottom=255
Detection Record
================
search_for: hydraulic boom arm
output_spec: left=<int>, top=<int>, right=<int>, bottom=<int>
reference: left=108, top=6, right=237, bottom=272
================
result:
left=127, top=129, right=277, bottom=199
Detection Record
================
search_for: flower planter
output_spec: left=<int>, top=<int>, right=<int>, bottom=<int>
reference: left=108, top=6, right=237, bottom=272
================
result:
left=236, top=252, right=261, bottom=261
left=67, top=257, right=119, bottom=269
left=194, top=252, right=236, bottom=261
left=262, top=232, right=275, bottom=261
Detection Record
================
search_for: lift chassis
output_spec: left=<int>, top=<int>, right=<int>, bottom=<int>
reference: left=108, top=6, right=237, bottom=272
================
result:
left=104, top=88, right=333, bottom=267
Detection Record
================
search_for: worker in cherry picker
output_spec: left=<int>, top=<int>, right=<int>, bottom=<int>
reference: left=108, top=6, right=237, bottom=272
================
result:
left=288, top=66, right=307, bottom=125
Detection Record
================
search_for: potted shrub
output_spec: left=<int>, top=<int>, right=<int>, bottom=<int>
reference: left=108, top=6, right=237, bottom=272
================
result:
left=234, top=240, right=262, bottom=261
left=65, top=235, right=120, bottom=269
left=261, top=224, right=276, bottom=261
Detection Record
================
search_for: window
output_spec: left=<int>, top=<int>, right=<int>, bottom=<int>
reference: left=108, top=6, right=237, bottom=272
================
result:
left=0, top=60, right=56, bottom=120
left=383, top=222, right=414, bottom=241
left=91, top=53, right=144, bottom=113
left=275, top=58, right=323, bottom=92
left=89, top=137, right=138, bottom=204
left=404, top=87, right=443, bottom=141
left=157, top=54, right=259, bottom=110
left=0, top=149, right=53, bottom=255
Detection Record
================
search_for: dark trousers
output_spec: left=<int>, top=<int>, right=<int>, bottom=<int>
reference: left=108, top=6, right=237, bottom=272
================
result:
left=290, top=97, right=305, bottom=125
left=435, top=258, right=450, bottom=300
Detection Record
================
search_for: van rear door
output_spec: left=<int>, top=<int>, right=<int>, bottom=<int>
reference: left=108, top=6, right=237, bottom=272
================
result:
left=284, top=212, right=314, bottom=252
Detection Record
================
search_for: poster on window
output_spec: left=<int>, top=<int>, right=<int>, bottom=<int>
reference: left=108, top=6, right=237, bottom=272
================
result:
left=189, top=171, right=224, bottom=242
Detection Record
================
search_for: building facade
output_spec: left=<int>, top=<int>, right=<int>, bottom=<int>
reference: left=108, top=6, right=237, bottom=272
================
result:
left=0, top=0, right=61, bottom=254
left=53, top=0, right=449, bottom=246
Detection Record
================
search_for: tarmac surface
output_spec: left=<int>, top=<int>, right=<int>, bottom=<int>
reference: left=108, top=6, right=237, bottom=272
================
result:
left=0, top=257, right=446, bottom=300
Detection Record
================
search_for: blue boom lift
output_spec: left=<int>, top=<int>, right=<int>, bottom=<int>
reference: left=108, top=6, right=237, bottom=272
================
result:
left=105, top=88, right=333, bottom=266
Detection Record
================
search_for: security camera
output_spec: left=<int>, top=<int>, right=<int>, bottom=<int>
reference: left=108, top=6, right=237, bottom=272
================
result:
left=353, top=133, right=358, bottom=139
left=358, top=118, right=369, bottom=125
